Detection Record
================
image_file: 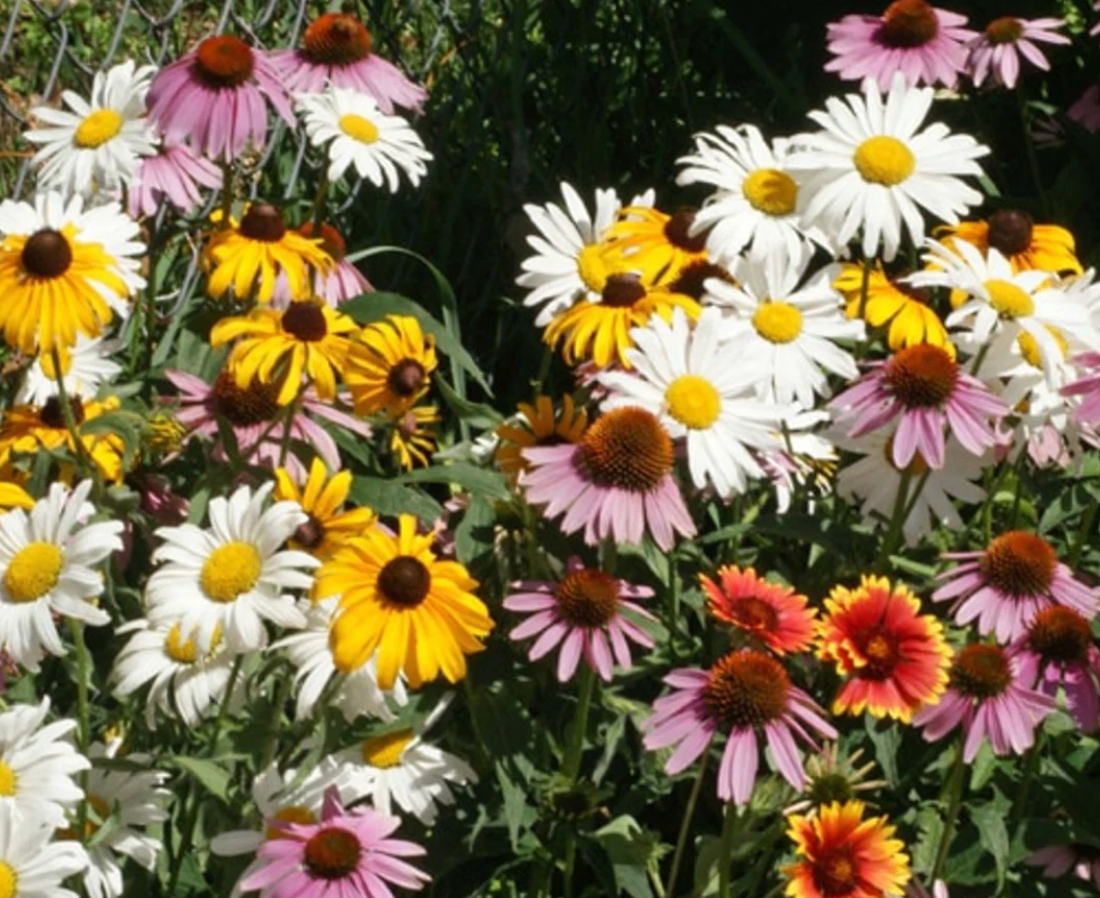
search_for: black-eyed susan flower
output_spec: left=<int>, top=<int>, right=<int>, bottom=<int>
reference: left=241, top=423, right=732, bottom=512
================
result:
left=604, top=205, right=709, bottom=285
left=345, top=315, right=437, bottom=417
left=316, top=514, right=494, bottom=690
left=203, top=204, right=333, bottom=304
left=494, top=394, right=588, bottom=481
left=833, top=262, right=951, bottom=354
left=0, top=192, right=144, bottom=354
left=210, top=299, right=358, bottom=405
left=274, top=457, right=376, bottom=559
left=784, top=800, right=911, bottom=898
left=389, top=405, right=439, bottom=470
left=937, top=209, right=1082, bottom=276
left=0, top=396, right=126, bottom=483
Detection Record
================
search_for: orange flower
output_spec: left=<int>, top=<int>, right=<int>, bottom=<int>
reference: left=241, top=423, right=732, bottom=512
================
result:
left=701, top=566, right=816, bottom=655
left=494, top=394, right=588, bottom=481
left=785, top=800, right=910, bottom=898
left=818, top=575, right=951, bottom=722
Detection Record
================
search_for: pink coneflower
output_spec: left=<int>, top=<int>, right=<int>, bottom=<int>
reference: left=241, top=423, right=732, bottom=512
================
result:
left=127, top=142, right=223, bottom=219
left=1063, top=352, right=1100, bottom=423
left=824, top=0, right=976, bottom=90
left=912, top=642, right=1055, bottom=761
left=967, top=17, right=1069, bottom=89
left=269, top=13, right=427, bottom=114
left=503, top=558, right=655, bottom=681
left=520, top=406, right=696, bottom=551
left=642, top=650, right=838, bottom=806
left=1028, top=843, right=1100, bottom=889
left=830, top=344, right=1007, bottom=470
left=271, top=223, right=373, bottom=308
left=1015, top=607, right=1100, bottom=731
left=933, top=531, right=1099, bottom=643
left=165, top=369, right=369, bottom=478
left=238, top=789, right=429, bottom=898
left=147, top=35, right=293, bottom=162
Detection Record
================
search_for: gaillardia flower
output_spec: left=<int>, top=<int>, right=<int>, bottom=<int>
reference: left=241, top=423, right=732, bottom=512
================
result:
left=316, top=515, right=494, bottom=690
left=644, top=650, right=837, bottom=805
left=520, top=406, right=696, bottom=551
left=912, top=642, right=1055, bottom=761
left=146, top=34, right=293, bottom=161
left=784, top=800, right=911, bottom=898
left=701, top=565, right=816, bottom=655
left=933, top=531, right=1099, bottom=643
left=830, top=343, right=1006, bottom=470
left=504, top=558, right=655, bottom=681
left=818, top=576, right=952, bottom=722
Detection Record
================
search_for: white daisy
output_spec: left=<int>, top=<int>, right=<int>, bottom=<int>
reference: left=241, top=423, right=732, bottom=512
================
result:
left=273, top=597, right=408, bottom=723
left=0, top=698, right=89, bottom=829
left=787, top=72, right=989, bottom=262
left=834, top=429, right=987, bottom=548
left=210, top=760, right=342, bottom=858
left=17, top=335, right=121, bottom=406
left=707, top=247, right=864, bottom=409
left=111, top=619, right=238, bottom=728
left=24, top=60, right=156, bottom=198
left=597, top=307, right=785, bottom=498
left=144, top=483, right=317, bottom=653
left=0, top=803, right=87, bottom=898
left=333, top=695, right=476, bottom=825
left=297, top=87, right=432, bottom=190
left=676, top=123, right=828, bottom=263
left=0, top=480, right=122, bottom=671
left=515, top=182, right=655, bottom=326
left=76, top=741, right=168, bottom=898
left=908, top=239, right=1093, bottom=384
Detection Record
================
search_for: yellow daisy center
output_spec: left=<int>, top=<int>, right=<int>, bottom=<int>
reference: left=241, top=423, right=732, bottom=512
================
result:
left=339, top=113, right=380, bottom=144
left=1017, top=327, right=1068, bottom=370
left=576, top=243, right=609, bottom=293
left=853, top=136, right=915, bottom=187
left=665, top=374, right=721, bottom=430
left=742, top=168, right=798, bottom=216
left=200, top=542, right=262, bottom=603
left=4, top=543, right=63, bottom=603
left=361, top=729, right=415, bottom=768
left=0, top=861, right=16, bottom=898
left=73, top=109, right=123, bottom=148
left=753, top=301, right=803, bottom=344
left=265, top=805, right=317, bottom=840
left=165, top=625, right=198, bottom=664
left=985, top=279, right=1035, bottom=319
left=0, top=761, right=16, bottom=797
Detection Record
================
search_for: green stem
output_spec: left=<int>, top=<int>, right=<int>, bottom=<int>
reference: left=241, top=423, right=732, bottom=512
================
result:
left=665, top=751, right=710, bottom=897
left=969, top=343, right=991, bottom=378
left=68, top=618, right=91, bottom=843
left=717, top=802, right=738, bottom=898
left=310, top=171, right=329, bottom=234
left=931, top=742, right=968, bottom=882
left=563, top=666, right=596, bottom=783
left=278, top=390, right=307, bottom=468
left=51, top=347, right=95, bottom=481
left=209, top=655, right=244, bottom=749
left=1069, top=502, right=1098, bottom=568
left=260, top=673, right=293, bottom=771
left=1010, top=730, right=1045, bottom=825
left=873, top=470, right=913, bottom=572
left=220, top=163, right=234, bottom=227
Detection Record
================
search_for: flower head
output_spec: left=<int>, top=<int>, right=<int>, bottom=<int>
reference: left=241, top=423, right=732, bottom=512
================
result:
left=388, top=405, right=439, bottom=470
left=833, top=263, right=950, bottom=354
left=818, top=576, right=952, bottom=722
left=702, top=566, right=816, bottom=655
left=17, top=335, right=120, bottom=407
left=968, top=17, right=1069, bottom=89
left=273, top=458, right=376, bottom=560
left=1015, top=606, right=1100, bottom=731
left=0, top=804, right=88, bottom=898
left=603, top=206, right=709, bottom=285
left=494, top=395, right=588, bottom=481
left=935, top=211, right=1082, bottom=277
left=505, top=557, right=655, bottom=681
left=128, top=143, right=222, bottom=219
left=344, top=315, right=437, bottom=417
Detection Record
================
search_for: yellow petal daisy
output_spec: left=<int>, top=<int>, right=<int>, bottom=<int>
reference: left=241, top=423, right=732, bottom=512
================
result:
left=344, top=315, right=438, bottom=417
left=210, top=299, right=358, bottom=406
left=274, top=457, right=376, bottom=560
left=603, top=206, right=710, bottom=285
left=389, top=405, right=439, bottom=471
left=317, top=515, right=494, bottom=690
left=937, top=210, right=1082, bottom=277
left=0, top=395, right=126, bottom=483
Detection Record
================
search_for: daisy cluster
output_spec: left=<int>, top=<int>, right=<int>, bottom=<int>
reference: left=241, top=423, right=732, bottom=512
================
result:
left=0, top=3, right=1100, bottom=898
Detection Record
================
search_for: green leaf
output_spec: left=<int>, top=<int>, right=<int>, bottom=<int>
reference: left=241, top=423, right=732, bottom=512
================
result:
left=972, top=803, right=1010, bottom=889
left=494, top=760, right=533, bottom=852
left=865, top=716, right=900, bottom=787
left=396, top=463, right=510, bottom=500
left=594, top=815, right=659, bottom=898
left=168, top=756, right=230, bottom=802
left=436, top=375, right=503, bottom=429
left=454, top=494, right=498, bottom=564
left=349, top=476, right=442, bottom=524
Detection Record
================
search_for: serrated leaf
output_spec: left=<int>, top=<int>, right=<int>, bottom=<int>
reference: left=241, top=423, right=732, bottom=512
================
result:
left=865, top=716, right=900, bottom=787
left=349, top=476, right=443, bottom=524
left=972, top=803, right=1010, bottom=889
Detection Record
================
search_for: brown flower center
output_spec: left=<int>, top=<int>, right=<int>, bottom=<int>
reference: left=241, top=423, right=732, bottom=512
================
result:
left=301, top=13, right=373, bottom=65
left=662, top=211, right=708, bottom=253
left=877, top=0, right=939, bottom=48
left=554, top=569, right=620, bottom=628
left=701, top=651, right=790, bottom=728
left=725, top=597, right=779, bottom=635
left=600, top=274, right=648, bottom=308
left=950, top=643, right=1012, bottom=699
left=985, top=16, right=1024, bottom=45
left=377, top=556, right=431, bottom=606
left=883, top=344, right=959, bottom=408
left=239, top=204, right=287, bottom=242
left=40, top=396, right=83, bottom=429
left=194, top=35, right=255, bottom=88
left=294, top=515, right=325, bottom=550
left=1027, top=606, right=1093, bottom=665
left=299, top=221, right=347, bottom=260
left=986, top=209, right=1034, bottom=257
left=979, top=531, right=1057, bottom=597
left=282, top=302, right=328, bottom=342
left=21, top=229, right=72, bottom=278
left=812, top=847, right=860, bottom=898
left=856, top=630, right=902, bottom=680
left=666, top=261, right=736, bottom=302
left=576, top=407, right=673, bottom=492
left=302, top=826, right=362, bottom=880
left=211, top=371, right=281, bottom=426
left=387, top=360, right=426, bottom=398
